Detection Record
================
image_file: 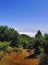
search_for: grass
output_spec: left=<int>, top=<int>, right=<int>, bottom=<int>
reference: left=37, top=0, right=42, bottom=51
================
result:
left=0, top=50, right=39, bottom=65
left=0, top=41, right=10, bottom=54
left=0, top=41, right=39, bottom=65
left=0, top=41, right=10, bottom=47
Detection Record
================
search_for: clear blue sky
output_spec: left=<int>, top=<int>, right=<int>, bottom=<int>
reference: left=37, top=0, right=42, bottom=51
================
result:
left=0, top=0, right=48, bottom=36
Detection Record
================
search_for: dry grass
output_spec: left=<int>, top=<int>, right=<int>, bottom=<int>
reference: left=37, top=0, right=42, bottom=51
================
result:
left=0, top=49, right=39, bottom=65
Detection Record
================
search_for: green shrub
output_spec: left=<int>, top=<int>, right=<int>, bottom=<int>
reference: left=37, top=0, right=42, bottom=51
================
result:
left=13, top=47, right=22, bottom=52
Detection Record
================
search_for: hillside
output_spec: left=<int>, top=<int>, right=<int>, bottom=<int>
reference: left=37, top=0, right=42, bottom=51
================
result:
left=0, top=26, right=48, bottom=65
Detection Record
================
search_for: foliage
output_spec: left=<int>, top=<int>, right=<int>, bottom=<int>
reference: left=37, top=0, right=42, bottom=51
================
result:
left=13, top=47, right=22, bottom=52
left=19, top=34, right=31, bottom=49
left=0, top=41, right=10, bottom=50
left=0, top=26, right=48, bottom=65
left=0, top=26, right=20, bottom=47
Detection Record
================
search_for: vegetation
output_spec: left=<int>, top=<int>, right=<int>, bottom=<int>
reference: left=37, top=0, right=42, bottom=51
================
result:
left=0, top=25, right=48, bottom=65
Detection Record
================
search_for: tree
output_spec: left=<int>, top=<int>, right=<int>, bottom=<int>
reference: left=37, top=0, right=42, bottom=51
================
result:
left=39, top=34, right=48, bottom=65
left=0, top=26, right=20, bottom=47
left=0, top=26, right=8, bottom=41
left=19, top=34, right=31, bottom=49
left=35, top=30, right=42, bottom=38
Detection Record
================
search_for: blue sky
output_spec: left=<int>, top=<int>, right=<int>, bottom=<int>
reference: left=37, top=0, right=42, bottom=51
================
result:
left=0, top=0, right=48, bottom=36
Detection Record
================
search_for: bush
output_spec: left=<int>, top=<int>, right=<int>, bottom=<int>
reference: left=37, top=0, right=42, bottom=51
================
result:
left=13, top=47, right=22, bottom=52
left=0, top=41, right=10, bottom=51
left=39, top=55, right=48, bottom=65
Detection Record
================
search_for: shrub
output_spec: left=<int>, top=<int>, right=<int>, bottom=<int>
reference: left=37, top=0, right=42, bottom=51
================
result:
left=13, top=47, right=22, bottom=52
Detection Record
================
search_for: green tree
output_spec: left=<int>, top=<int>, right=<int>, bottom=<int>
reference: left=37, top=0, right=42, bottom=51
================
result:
left=35, top=30, right=42, bottom=38
left=0, top=26, right=20, bottom=47
left=19, top=34, right=31, bottom=49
